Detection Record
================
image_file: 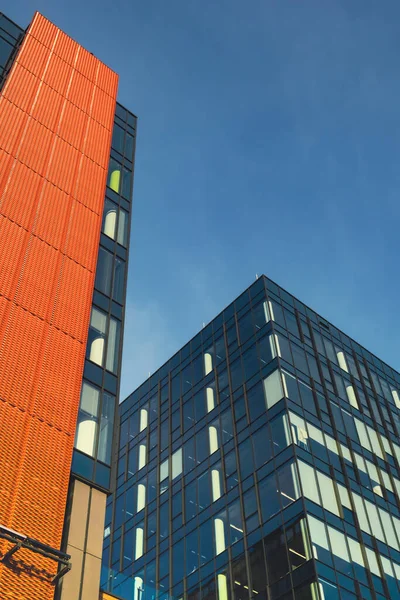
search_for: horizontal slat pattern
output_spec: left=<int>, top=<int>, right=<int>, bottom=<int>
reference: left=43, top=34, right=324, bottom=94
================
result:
left=0, top=11, right=118, bottom=600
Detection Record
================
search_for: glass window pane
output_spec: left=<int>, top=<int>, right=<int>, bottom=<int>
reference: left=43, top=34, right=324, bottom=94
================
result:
left=113, top=258, right=125, bottom=304
left=117, top=208, right=128, bottom=246
left=125, top=132, right=134, bottom=159
left=102, top=198, right=117, bottom=239
left=75, top=382, right=100, bottom=457
left=95, top=247, right=113, bottom=296
left=316, top=471, right=340, bottom=516
left=172, top=448, right=182, bottom=479
left=298, top=461, right=320, bottom=505
left=122, top=167, right=132, bottom=199
left=263, top=370, right=284, bottom=409
left=98, top=392, right=115, bottom=464
left=107, top=158, right=122, bottom=193
left=87, top=308, right=107, bottom=366
left=308, top=515, right=332, bottom=565
left=112, top=124, right=125, bottom=154
left=106, top=317, right=120, bottom=373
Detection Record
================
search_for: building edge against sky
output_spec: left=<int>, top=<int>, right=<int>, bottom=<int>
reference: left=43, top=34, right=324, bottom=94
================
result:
left=0, top=10, right=136, bottom=600
left=103, top=275, right=400, bottom=600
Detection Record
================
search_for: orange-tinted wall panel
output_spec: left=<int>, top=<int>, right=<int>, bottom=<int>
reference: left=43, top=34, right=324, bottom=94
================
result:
left=0, top=12, right=118, bottom=600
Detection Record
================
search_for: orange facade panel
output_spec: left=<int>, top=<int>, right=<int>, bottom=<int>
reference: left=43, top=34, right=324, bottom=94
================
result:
left=0, top=11, right=118, bottom=600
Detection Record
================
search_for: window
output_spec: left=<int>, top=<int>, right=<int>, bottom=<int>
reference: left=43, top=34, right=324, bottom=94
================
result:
left=87, top=308, right=107, bottom=367
left=263, top=369, right=284, bottom=409
left=102, top=199, right=118, bottom=239
left=125, top=133, right=135, bottom=159
left=98, top=392, right=115, bottom=464
left=113, top=258, right=125, bottom=304
left=172, top=448, right=182, bottom=479
left=75, top=382, right=99, bottom=457
left=95, top=247, right=113, bottom=296
left=117, top=208, right=128, bottom=246
left=107, top=158, right=122, bottom=193
left=106, top=316, right=121, bottom=373
left=112, top=124, right=125, bottom=154
left=345, top=384, right=359, bottom=410
left=308, top=515, right=332, bottom=566
left=122, top=166, right=132, bottom=199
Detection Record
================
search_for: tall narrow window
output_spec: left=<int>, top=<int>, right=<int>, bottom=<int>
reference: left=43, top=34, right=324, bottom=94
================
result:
left=135, top=527, right=144, bottom=559
left=102, top=199, right=117, bottom=239
left=336, top=350, right=349, bottom=373
left=346, top=384, right=359, bottom=410
left=263, top=300, right=274, bottom=322
left=217, top=574, right=228, bottom=600
left=206, top=386, right=215, bottom=412
left=107, top=158, right=122, bottom=193
left=87, top=308, right=107, bottom=367
left=139, top=408, right=148, bottom=431
left=117, top=208, right=128, bottom=247
left=212, top=469, right=222, bottom=501
left=172, top=448, right=183, bottom=479
left=137, top=484, right=146, bottom=513
left=97, top=392, right=115, bottom=464
left=138, top=444, right=147, bottom=470
left=95, top=247, right=113, bottom=296
left=122, top=166, right=132, bottom=199
left=75, top=382, right=99, bottom=457
left=214, top=518, right=226, bottom=555
left=113, top=258, right=125, bottom=304
left=204, top=352, right=213, bottom=376
left=112, top=123, right=125, bottom=154
left=209, top=426, right=219, bottom=454
left=106, top=316, right=120, bottom=373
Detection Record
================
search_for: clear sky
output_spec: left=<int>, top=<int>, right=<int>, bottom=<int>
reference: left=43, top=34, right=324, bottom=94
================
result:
left=4, top=0, right=400, bottom=398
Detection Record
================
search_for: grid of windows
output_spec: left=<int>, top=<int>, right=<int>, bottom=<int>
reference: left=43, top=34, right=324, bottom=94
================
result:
left=102, top=276, right=400, bottom=600
left=72, top=104, right=137, bottom=490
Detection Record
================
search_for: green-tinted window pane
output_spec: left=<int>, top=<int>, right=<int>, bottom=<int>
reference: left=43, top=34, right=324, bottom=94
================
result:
left=107, top=158, right=122, bottom=193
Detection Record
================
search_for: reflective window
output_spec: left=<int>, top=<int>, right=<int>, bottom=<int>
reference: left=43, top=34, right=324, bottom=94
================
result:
left=106, top=316, right=121, bottom=373
left=112, top=124, right=125, bottom=154
left=102, top=198, right=118, bottom=240
left=87, top=308, right=107, bottom=367
left=113, top=258, right=125, bottom=304
left=263, top=369, right=284, bottom=409
left=117, top=208, right=128, bottom=246
left=95, top=247, right=113, bottom=296
left=107, top=158, right=123, bottom=194
left=75, top=382, right=100, bottom=458
left=98, top=392, right=115, bottom=464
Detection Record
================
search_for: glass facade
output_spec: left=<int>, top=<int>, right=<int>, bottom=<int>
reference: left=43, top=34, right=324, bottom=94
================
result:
left=0, top=13, right=23, bottom=89
left=102, top=276, right=400, bottom=600
left=72, top=103, right=137, bottom=491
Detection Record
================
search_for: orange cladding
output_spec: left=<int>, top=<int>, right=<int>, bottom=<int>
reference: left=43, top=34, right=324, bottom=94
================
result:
left=0, top=12, right=118, bottom=599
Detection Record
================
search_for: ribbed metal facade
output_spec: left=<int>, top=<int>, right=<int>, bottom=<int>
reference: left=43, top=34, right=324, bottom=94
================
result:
left=0, top=12, right=118, bottom=599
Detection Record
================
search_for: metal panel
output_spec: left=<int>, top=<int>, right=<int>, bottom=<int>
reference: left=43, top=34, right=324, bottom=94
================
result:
left=0, top=11, right=118, bottom=600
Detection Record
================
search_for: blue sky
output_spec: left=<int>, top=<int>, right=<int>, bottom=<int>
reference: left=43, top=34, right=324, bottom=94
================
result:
left=5, top=0, right=400, bottom=397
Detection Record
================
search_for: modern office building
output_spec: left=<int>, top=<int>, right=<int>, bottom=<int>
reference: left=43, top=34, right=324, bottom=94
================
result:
left=0, top=10, right=136, bottom=600
left=102, top=276, right=400, bottom=600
